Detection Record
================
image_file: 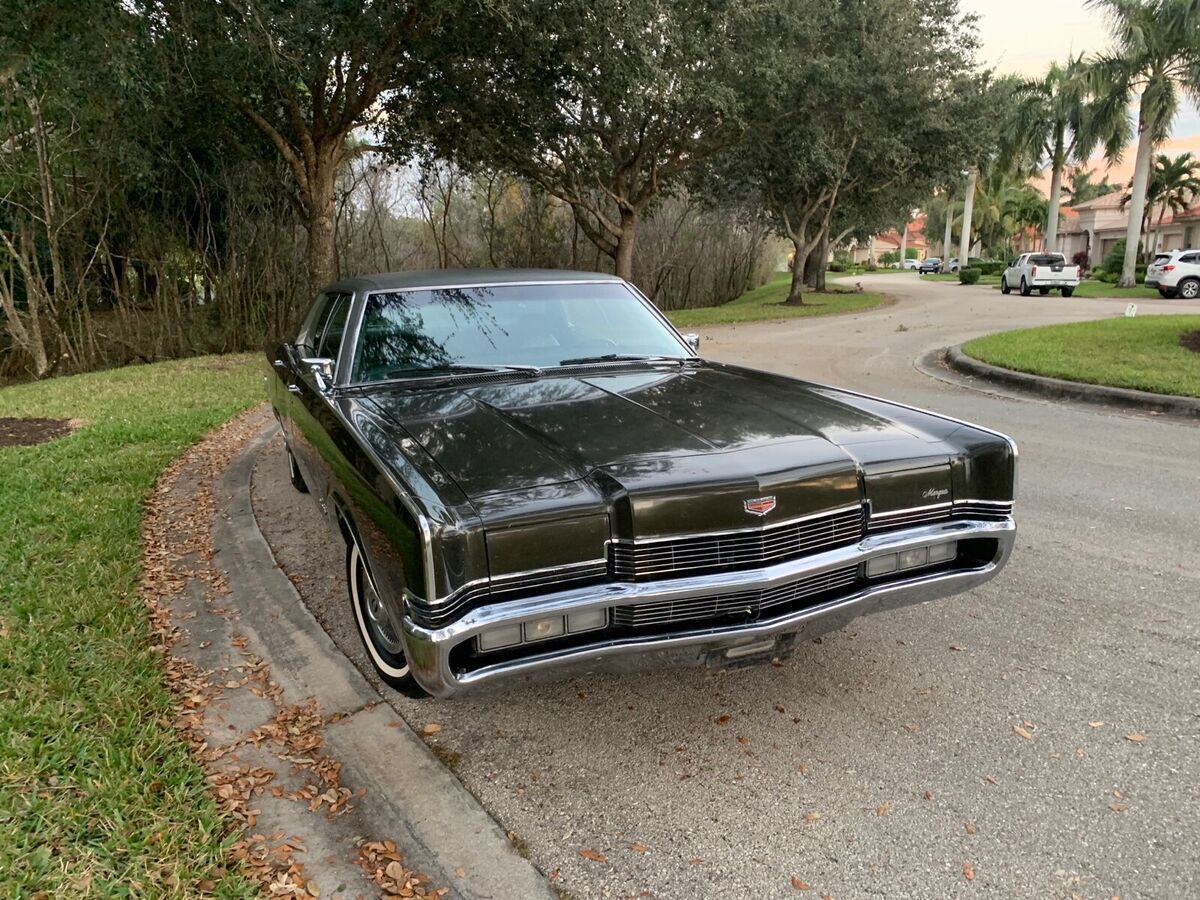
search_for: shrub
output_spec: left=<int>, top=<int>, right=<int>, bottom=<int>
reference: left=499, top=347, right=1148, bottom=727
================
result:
left=1072, top=250, right=1090, bottom=270
left=1100, top=239, right=1144, bottom=275
left=976, top=261, right=1005, bottom=276
left=865, top=262, right=878, bottom=272
left=879, top=251, right=899, bottom=265
left=828, top=261, right=845, bottom=272
left=1099, top=271, right=1119, bottom=284
left=959, top=267, right=981, bottom=285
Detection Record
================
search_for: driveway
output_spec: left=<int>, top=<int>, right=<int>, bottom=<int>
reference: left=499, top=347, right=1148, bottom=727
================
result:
left=251, top=274, right=1200, bottom=899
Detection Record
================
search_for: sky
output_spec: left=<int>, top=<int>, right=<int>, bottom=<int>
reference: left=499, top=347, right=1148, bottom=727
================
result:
left=962, top=0, right=1200, bottom=140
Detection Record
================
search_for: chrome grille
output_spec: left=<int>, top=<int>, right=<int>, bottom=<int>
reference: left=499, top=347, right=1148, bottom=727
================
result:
left=868, top=500, right=1014, bottom=532
left=408, top=561, right=608, bottom=629
left=612, top=565, right=860, bottom=628
left=608, top=506, right=864, bottom=581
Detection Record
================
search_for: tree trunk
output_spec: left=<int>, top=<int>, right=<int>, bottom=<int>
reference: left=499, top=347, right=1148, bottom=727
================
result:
left=613, top=208, right=638, bottom=281
left=959, top=167, right=978, bottom=267
left=898, top=218, right=909, bottom=268
left=941, top=195, right=954, bottom=267
left=1045, top=138, right=1064, bottom=251
left=306, top=167, right=338, bottom=290
left=784, top=239, right=807, bottom=305
left=1120, top=110, right=1155, bottom=289
left=810, top=230, right=829, bottom=291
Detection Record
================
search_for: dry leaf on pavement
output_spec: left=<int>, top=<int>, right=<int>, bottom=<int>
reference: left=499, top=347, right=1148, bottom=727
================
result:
left=790, top=876, right=811, bottom=890
left=578, top=848, right=607, bottom=863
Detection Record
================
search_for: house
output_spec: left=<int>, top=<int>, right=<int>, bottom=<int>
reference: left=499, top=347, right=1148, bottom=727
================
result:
left=1054, top=193, right=1200, bottom=265
left=847, top=216, right=928, bottom=264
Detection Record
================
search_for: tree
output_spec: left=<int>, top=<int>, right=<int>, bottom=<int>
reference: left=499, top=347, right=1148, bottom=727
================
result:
left=713, top=0, right=984, bottom=305
left=1086, top=0, right=1200, bottom=287
left=1065, top=167, right=1120, bottom=204
left=1004, top=56, right=1125, bottom=251
left=1121, top=152, right=1200, bottom=257
left=154, top=0, right=473, bottom=290
left=401, top=0, right=751, bottom=281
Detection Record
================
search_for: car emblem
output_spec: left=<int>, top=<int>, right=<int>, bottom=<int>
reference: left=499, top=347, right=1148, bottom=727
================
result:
left=744, top=496, right=776, bottom=516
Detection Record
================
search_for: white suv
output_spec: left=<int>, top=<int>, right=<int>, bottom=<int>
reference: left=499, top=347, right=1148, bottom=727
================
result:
left=1146, top=249, right=1200, bottom=299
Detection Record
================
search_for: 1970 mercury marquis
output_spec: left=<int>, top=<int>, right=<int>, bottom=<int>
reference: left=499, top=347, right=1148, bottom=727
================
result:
left=266, top=270, right=1016, bottom=698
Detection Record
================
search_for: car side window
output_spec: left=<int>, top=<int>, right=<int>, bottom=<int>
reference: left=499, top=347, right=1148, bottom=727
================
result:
left=1181, top=253, right=1199, bottom=264
left=315, top=293, right=352, bottom=360
left=298, top=292, right=335, bottom=352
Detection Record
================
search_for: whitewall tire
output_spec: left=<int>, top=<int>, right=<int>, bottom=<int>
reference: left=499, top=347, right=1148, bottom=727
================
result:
left=348, top=541, right=425, bottom=696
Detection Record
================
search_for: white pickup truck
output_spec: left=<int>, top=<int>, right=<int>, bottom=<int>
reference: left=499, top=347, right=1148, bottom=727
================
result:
left=1000, top=252, right=1081, bottom=297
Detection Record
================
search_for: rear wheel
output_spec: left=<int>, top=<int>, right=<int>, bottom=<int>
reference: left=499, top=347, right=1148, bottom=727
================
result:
left=1000, top=277, right=1011, bottom=294
left=1177, top=278, right=1200, bottom=300
left=1061, top=287, right=1074, bottom=298
left=1019, top=277, right=1031, bottom=297
left=287, top=447, right=308, bottom=493
left=348, top=541, right=426, bottom=697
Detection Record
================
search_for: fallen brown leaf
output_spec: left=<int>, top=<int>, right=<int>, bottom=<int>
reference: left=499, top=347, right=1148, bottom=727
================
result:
left=1125, top=733, right=1145, bottom=743
left=688, top=857, right=704, bottom=866
left=715, top=714, right=731, bottom=725
left=578, top=848, right=607, bottom=863
left=422, top=723, right=443, bottom=735
left=791, top=876, right=811, bottom=891
left=1088, top=721, right=1104, bottom=728
left=802, top=811, right=821, bottom=823
left=875, top=803, right=889, bottom=817
left=1013, top=725, right=1033, bottom=741
left=1108, top=803, right=1127, bottom=813
left=629, top=842, right=648, bottom=853
left=962, top=862, right=976, bottom=882
left=965, top=822, right=976, bottom=834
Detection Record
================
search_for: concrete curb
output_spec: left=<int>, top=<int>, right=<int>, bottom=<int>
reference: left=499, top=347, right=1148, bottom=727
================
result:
left=943, top=345, right=1200, bottom=420
left=214, top=422, right=554, bottom=900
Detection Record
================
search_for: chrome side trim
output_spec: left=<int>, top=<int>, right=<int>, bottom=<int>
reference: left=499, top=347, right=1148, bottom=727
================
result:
left=868, top=501, right=952, bottom=518
left=609, top=503, right=864, bottom=546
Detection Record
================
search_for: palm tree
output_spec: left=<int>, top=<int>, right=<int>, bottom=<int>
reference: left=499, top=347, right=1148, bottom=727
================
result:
left=1064, top=167, right=1119, bottom=205
left=1122, top=152, right=1200, bottom=256
left=1086, top=0, right=1200, bottom=287
left=1004, top=57, right=1118, bottom=252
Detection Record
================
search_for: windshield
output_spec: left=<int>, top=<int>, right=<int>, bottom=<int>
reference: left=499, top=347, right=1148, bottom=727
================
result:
left=350, top=282, right=690, bottom=382
left=1030, top=254, right=1065, bottom=265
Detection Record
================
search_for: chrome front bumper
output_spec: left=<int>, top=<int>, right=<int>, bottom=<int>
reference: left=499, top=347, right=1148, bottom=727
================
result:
left=400, top=518, right=1015, bottom=697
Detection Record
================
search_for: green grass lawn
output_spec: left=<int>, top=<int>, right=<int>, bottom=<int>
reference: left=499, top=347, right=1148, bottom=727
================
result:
left=1068, top=281, right=1161, bottom=300
left=666, top=272, right=885, bottom=327
left=962, top=315, right=1200, bottom=398
left=0, top=356, right=263, bottom=896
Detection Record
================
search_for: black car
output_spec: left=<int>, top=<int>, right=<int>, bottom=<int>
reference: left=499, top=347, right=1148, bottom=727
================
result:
left=266, top=270, right=1017, bottom=697
left=918, top=257, right=942, bottom=274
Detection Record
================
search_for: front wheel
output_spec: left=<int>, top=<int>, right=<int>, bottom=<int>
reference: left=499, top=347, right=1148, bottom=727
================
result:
left=1000, top=277, right=1011, bottom=294
left=348, top=542, right=426, bottom=697
left=1061, top=287, right=1075, bottom=298
left=1177, top=278, right=1200, bottom=300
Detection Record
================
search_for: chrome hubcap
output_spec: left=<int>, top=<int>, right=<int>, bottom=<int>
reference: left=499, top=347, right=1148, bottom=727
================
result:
left=360, top=566, right=404, bottom=655
left=1183, top=283, right=1198, bottom=298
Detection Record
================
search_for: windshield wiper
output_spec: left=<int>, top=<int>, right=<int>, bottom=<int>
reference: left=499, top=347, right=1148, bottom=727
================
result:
left=385, top=363, right=543, bottom=379
left=556, top=353, right=687, bottom=367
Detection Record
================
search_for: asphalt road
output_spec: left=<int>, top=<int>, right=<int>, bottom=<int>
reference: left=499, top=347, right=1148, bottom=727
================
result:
left=251, top=275, right=1200, bottom=899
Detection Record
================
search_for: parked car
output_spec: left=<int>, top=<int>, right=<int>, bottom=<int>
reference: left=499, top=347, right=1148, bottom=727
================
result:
left=1146, top=249, right=1200, bottom=298
left=267, top=270, right=1017, bottom=698
left=1000, top=252, right=1081, bottom=297
left=899, top=258, right=919, bottom=270
left=946, top=257, right=987, bottom=273
left=918, top=257, right=942, bottom=275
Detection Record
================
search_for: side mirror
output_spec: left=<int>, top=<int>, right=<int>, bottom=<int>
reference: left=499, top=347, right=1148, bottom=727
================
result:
left=682, top=333, right=701, bottom=354
left=300, top=357, right=334, bottom=391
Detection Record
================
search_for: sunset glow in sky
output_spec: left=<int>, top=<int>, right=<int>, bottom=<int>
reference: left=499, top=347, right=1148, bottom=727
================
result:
left=962, top=0, right=1200, bottom=139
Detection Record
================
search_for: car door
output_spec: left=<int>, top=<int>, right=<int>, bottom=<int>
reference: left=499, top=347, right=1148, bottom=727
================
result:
left=1005, top=255, right=1021, bottom=283
left=289, top=291, right=353, bottom=507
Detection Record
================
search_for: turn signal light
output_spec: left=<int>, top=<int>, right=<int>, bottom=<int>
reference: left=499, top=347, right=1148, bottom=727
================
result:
left=865, top=541, right=957, bottom=579
left=477, top=609, right=608, bottom=653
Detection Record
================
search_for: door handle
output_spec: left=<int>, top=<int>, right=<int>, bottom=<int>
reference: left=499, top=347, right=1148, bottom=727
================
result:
left=287, top=384, right=302, bottom=394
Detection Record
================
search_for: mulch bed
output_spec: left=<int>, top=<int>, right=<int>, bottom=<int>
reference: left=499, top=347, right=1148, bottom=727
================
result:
left=1180, top=330, right=1200, bottom=354
left=0, top=416, right=74, bottom=448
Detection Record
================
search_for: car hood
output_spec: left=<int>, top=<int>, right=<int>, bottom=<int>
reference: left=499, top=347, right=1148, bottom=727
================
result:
left=364, top=363, right=961, bottom=547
